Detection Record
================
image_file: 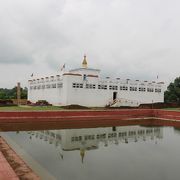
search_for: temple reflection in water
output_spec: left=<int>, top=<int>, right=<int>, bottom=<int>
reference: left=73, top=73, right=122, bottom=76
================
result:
left=27, top=126, right=163, bottom=163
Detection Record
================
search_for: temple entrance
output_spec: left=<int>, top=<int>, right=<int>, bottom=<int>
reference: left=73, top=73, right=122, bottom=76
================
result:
left=113, top=92, right=117, bottom=100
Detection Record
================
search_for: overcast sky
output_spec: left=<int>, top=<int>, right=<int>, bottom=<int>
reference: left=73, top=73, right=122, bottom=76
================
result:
left=0, top=0, right=179, bottom=88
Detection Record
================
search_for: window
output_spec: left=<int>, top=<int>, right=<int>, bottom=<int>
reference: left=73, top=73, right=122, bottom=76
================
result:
left=139, top=87, right=146, bottom=92
left=56, top=134, right=61, bottom=140
left=130, top=87, right=137, bottom=91
left=120, top=86, right=128, bottom=91
left=154, top=128, right=160, bottom=133
left=84, top=135, right=94, bottom=140
left=155, top=88, right=161, bottom=93
left=71, top=136, right=82, bottom=142
left=146, top=129, right=153, bottom=134
left=108, top=133, right=117, bottom=138
left=118, top=132, right=127, bottom=137
left=98, top=84, right=107, bottom=89
left=147, top=88, right=154, bottom=92
left=46, top=84, right=51, bottom=89
left=51, top=84, right=56, bottom=88
left=72, top=83, right=83, bottom=88
left=50, top=77, right=54, bottom=82
left=40, top=79, right=44, bottom=83
left=129, top=131, right=136, bottom=136
left=86, top=84, right=96, bottom=89
left=57, top=83, right=63, bottom=88
left=109, top=85, right=118, bottom=90
left=138, top=130, right=144, bottom=135
left=96, top=134, right=106, bottom=139
left=42, top=85, right=45, bottom=89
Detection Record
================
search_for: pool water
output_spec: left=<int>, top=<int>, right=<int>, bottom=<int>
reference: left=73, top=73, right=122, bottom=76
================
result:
left=2, top=125, right=180, bottom=180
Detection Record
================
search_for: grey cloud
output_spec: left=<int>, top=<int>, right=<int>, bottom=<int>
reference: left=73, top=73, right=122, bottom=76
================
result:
left=0, top=40, right=33, bottom=64
left=0, top=0, right=180, bottom=87
left=0, top=0, right=68, bottom=65
left=0, top=55, right=33, bottom=65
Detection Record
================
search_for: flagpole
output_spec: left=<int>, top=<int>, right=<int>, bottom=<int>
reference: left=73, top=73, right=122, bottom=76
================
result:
left=60, top=64, right=66, bottom=75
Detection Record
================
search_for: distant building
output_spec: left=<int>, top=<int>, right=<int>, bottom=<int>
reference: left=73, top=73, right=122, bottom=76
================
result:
left=28, top=56, right=165, bottom=107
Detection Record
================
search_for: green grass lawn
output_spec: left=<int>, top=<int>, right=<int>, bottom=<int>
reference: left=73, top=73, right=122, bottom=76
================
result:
left=0, top=105, right=65, bottom=111
left=0, top=105, right=179, bottom=112
left=163, top=108, right=180, bottom=111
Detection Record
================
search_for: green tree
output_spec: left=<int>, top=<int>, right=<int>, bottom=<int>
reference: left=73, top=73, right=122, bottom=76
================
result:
left=164, top=77, right=180, bottom=103
left=21, top=87, right=28, bottom=99
left=0, top=87, right=27, bottom=99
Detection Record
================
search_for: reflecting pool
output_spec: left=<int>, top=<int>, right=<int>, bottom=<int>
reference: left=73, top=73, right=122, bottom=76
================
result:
left=1, top=123, right=180, bottom=180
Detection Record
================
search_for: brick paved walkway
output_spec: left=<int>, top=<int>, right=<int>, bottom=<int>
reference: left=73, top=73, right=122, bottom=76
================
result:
left=0, top=151, right=19, bottom=180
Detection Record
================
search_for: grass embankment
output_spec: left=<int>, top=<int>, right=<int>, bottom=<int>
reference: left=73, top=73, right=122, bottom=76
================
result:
left=0, top=105, right=64, bottom=111
left=0, top=105, right=179, bottom=112
left=0, top=104, right=93, bottom=111
left=163, top=108, right=180, bottom=111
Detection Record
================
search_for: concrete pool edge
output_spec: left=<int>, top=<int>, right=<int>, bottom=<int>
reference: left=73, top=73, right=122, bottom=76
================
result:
left=0, top=149, right=18, bottom=180
left=0, top=133, right=57, bottom=180
left=0, top=135, right=41, bottom=180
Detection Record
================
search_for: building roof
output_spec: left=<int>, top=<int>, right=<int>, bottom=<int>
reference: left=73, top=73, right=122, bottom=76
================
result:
left=69, top=67, right=100, bottom=72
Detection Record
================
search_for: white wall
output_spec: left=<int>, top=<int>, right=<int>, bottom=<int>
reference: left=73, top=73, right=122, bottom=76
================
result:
left=64, top=75, right=164, bottom=107
left=28, top=79, right=64, bottom=105
left=28, top=69, right=165, bottom=107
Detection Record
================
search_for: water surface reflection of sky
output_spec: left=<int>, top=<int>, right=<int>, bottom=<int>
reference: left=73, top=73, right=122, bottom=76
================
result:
left=3, top=125, right=180, bottom=180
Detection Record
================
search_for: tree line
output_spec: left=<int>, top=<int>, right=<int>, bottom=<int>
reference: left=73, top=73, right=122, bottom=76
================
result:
left=0, top=87, right=27, bottom=99
left=164, top=77, right=180, bottom=103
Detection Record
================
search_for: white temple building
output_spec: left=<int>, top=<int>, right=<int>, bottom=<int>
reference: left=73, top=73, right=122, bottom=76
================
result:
left=28, top=56, right=165, bottom=107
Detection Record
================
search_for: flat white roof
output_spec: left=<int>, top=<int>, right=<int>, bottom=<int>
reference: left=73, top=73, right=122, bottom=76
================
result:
left=69, top=68, right=100, bottom=72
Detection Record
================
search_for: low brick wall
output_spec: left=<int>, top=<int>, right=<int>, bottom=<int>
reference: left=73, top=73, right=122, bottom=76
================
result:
left=0, top=109, right=179, bottom=123
left=0, top=109, right=154, bottom=123
left=154, top=110, right=180, bottom=120
left=0, top=109, right=153, bottom=117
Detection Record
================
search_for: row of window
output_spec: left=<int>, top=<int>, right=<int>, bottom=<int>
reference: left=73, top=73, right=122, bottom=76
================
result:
left=30, top=82, right=161, bottom=93
left=130, top=87, right=137, bottom=91
left=86, top=84, right=96, bottom=89
left=139, top=87, right=146, bottom=92
left=109, top=85, right=118, bottom=90
left=155, top=89, right=161, bottom=93
left=30, top=78, right=62, bottom=84
left=72, top=83, right=83, bottom=88
left=147, top=88, right=154, bottom=92
left=71, top=129, right=159, bottom=142
left=98, top=85, right=107, bottom=89
left=72, top=83, right=162, bottom=93
left=120, top=86, right=128, bottom=91
left=30, top=83, right=63, bottom=90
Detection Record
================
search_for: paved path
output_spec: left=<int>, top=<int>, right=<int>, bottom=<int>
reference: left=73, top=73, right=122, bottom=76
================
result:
left=0, top=151, right=19, bottom=180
